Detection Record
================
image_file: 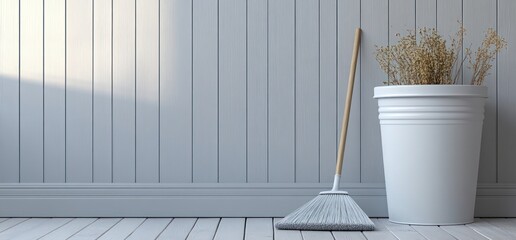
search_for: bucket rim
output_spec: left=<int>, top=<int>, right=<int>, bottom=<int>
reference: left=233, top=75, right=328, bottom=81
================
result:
left=374, top=85, right=487, bottom=99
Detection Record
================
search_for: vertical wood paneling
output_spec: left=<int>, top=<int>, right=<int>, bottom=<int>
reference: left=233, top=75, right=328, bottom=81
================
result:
left=416, top=0, right=437, bottom=29
left=219, top=0, right=247, bottom=183
left=436, top=0, right=462, bottom=82
left=497, top=0, right=515, bottom=183
left=295, top=0, right=319, bottom=183
left=0, top=0, right=20, bottom=183
left=360, top=0, right=388, bottom=183
left=1, top=0, right=515, bottom=186
left=93, top=0, right=113, bottom=183
left=66, top=0, right=93, bottom=183
left=136, top=0, right=159, bottom=183
left=463, top=0, right=497, bottom=183
left=193, top=0, right=218, bottom=183
left=319, top=0, right=337, bottom=183
left=268, top=0, right=295, bottom=183
left=436, top=0, right=462, bottom=35
left=20, top=0, right=44, bottom=182
left=389, top=0, right=415, bottom=38
left=113, top=0, right=136, bottom=183
left=337, top=0, right=361, bottom=183
left=247, top=0, right=268, bottom=183
left=160, top=0, right=193, bottom=183
left=44, top=0, right=66, bottom=183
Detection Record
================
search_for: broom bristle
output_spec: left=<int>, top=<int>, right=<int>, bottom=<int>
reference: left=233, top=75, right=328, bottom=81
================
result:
left=275, top=193, right=375, bottom=231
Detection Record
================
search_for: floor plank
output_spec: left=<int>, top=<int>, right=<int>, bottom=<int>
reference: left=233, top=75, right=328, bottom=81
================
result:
left=376, top=219, right=426, bottom=240
left=68, top=218, right=122, bottom=240
left=466, top=218, right=515, bottom=239
left=245, top=218, right=274, bottom=240
left=272, top=218, right=302, bottom=240
left=483, top=218, right=516, bottom=237
left=96, top=218, right=146, bottom=240
left=0, top=218, right=29, bottom=233
left=126, top=218, right=172, bottom=240
left=213, top=218, right=245, bottom=240
left=156, top=218, right=197, bottom=240
left=0, top=218, right=52, bottom=240
left=39, top=218, right=97, bottom=240
left=332, top=231, right=367, bottom=240
left=411, top=225, right=456, bottom=240
left=0, top=217, right=515, bottom=239
left=186, top=218, right=220, bottom=240
left=441, top=224, right=489, bottom=240
left=362, top=218, right=398, bottom=240
left=8, top=218, right=73, bottom=240
left=362, top=231, right=398, bottom=240
left=302, top=231, right=335, bottom=240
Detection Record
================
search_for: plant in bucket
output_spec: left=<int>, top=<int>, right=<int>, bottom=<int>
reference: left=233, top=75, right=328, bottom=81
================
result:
left=374, top=26, right=506, bottom=225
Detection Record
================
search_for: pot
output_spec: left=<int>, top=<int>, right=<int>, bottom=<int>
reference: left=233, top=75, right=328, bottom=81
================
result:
left=374, top=85, right=487, bottom=225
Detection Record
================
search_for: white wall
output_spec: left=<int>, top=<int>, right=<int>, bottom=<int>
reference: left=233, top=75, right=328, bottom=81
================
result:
left=0, top=0, right=515, bottom=217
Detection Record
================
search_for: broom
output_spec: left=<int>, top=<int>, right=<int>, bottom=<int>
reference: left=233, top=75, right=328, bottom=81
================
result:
left=275, top=28, right=374, bottom=231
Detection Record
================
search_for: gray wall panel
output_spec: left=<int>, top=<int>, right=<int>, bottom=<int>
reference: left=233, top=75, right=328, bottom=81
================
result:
left=295, top=0, right=319, bottom=183
left=44, top=0, right=66, bottom=183
left=319, top=0, right=337, bottom=183
left=136, top=0, right=160, bottom=183
left=337, top=0, right=361, bottom=183
left=20, top=0, right=44, bottom=182
left=436, top=0, right=462, bottom=82
left=192, top=0, right=218, bottom=183
left=416, top=0, right=437, bottom=28
left=360, top=0, right=388, bottom=183
left=464, top=0, right=497, bottom=183
left=219, top=0, right=247, bottom=183
left=65, top=0, right=93, bottom=183
left=93, top=0, right=113, bottom=183
left=112, top=0, right=136, bottom=183
left=247, top=0, right=268, bottom=183
left=0, top=0, right=20, bottom=183
left=497, top=0, right=516, bottom=183
left=268, top=0, right=295, bottom=183
left=160, top=0, right=193, bottom=183
left=390, top=0, right=415, bottom=38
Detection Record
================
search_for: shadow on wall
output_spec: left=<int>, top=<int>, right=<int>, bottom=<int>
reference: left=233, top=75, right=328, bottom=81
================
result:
left=0, top=74, right=167, bottom=183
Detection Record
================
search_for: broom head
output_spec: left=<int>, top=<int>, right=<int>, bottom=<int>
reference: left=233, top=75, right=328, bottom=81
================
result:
left=275, top=191, right=375, bottom=231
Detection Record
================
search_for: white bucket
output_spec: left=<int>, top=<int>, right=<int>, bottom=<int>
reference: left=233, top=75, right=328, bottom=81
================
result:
left=374, top=85, right=487, bottom=225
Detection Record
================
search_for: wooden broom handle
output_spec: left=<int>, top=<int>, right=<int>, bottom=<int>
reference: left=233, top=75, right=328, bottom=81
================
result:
left=336, top=28, right=361, bottom=175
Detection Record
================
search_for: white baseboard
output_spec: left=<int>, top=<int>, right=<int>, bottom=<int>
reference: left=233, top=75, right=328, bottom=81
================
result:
left=0, top=183, right=514, bottom=217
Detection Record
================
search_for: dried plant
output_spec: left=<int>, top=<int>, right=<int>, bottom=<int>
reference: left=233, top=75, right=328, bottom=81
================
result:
left=375, top=25, right=506, bottom=85
left=467, top=28, right=507, bottom=85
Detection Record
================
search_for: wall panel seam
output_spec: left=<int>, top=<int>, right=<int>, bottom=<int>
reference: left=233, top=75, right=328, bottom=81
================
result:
left=318, top=0, right=321, bottom=183
left=266, top=0, right=270, bottom=183
left=359, top=0, right=362, bottom=183
left=191, top=0, right=194, bottom=184
left=64, top=0, right=67, bottom=183
left=158, top=0, right=161, bottom=183
left=110, top=0, right=114, bottom=183
left=217, top=0, right=220, bottom=183
left=495, top=0, right=499, bottom=183
left=43, top=0, right=46, bottom=183
left=294, top=0, right=297, bottom=183
left=92, top=0, right=95, bottom=183
left=18, top=0, right=21, bottom=184
left=134, top=0, right=137, bottom=183
left=246, top=0, right=249, bottom=183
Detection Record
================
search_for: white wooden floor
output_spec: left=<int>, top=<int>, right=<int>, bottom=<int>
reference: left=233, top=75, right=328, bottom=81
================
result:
left=0, top=218, right=515, bottom=240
